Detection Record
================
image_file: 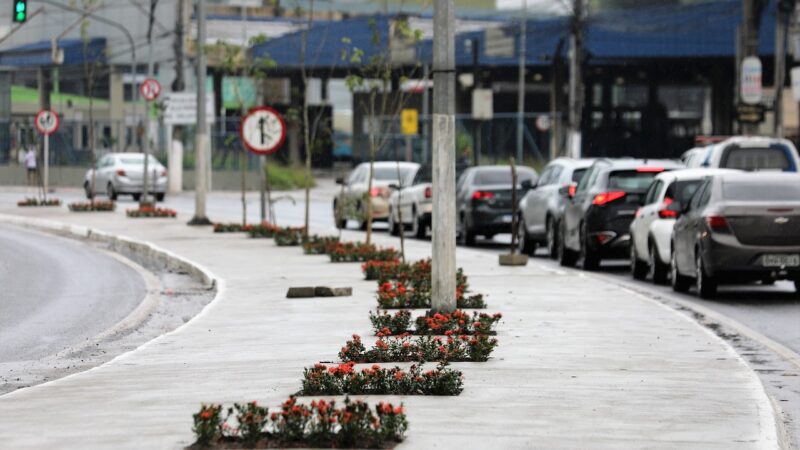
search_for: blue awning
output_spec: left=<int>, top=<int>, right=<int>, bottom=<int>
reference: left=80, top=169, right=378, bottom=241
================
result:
left=0, top=37, right=106, bottom=67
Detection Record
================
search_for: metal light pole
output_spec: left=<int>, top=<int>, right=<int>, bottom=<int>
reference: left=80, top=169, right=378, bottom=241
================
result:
left=516, top=0, right=527, bottom=164
left=431, top=0, right=457, bottom=314
left=189, top=0, right=212, bottom=225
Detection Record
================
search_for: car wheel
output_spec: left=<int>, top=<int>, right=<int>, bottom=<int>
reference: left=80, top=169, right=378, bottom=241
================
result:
left=630, top=243, right=647, bottom=280
left=546, top=217, right=558, bottom=259
left=517, top=217, right=537, bottom=256
left=132, top=193, right=141, bottom=202
left=156, top=193, right=165, bottom=202
left=411, top=207, right=426, bottom=239
left=696, top=251, right=717, bottom=299
left=107, top=183, right=118, bottom=201
left=84, top=182, right=93, bottom=200
left=558, top=223, right=578, bottom=267
left=671, top=246, right=692, bottom=292
left=388, top=208, right=400, bottom=236
left=648, top=242, right=669, bottom=285
left=333, top=201, right=347, bottom=229
left=356, top=201, right=368, bottom=230
left=580, top=226, right=600, bottom=271
left=795, top=280, right=800, bottom=293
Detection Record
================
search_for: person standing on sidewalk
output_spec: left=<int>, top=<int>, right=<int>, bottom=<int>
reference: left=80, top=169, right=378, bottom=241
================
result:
left=24, top=147, right=38, bottom=186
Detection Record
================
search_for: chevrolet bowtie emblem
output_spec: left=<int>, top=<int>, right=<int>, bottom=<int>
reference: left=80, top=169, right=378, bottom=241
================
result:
left=775, top=217, right=790, bottom=225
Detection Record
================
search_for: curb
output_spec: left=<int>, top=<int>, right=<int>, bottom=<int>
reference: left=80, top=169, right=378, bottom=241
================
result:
left=0, top=213, right=224, bottom=396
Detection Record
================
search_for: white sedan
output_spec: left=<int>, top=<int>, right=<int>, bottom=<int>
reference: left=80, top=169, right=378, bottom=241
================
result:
left=387, top=165, right=431, bottom=239
left=84, top=153, right=167, bottom=201
left=629, top=168, right=737, bottom=284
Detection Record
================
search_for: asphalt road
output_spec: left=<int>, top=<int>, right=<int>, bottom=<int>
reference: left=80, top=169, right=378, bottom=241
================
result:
left=0, top=224, right=146, bottom=362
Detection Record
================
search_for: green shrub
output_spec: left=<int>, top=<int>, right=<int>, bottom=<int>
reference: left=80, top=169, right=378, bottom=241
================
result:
left=266, top=164, right=316, bottom=190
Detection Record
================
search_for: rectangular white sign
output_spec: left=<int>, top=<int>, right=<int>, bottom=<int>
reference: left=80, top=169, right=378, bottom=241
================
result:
left=163, top=93, right=216, bottom=125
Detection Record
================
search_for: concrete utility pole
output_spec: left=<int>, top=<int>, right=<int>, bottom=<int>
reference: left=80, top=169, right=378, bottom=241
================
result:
left=141, top=0, right=159, bottom=206
left=774, top=0, right=794, bottom=137
left=516, top=0, right=527, bottom=164
left=740, top=0, right=768, bottom=135
left=431, top=0, right=457, bottom=314
left=568, top=0, right=585, bottom=158
left=189, top=0, right=212, bottom=225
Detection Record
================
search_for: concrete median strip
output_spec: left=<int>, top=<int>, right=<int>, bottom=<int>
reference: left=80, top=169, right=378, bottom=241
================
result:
left=0, top=206, right=783, bottom=449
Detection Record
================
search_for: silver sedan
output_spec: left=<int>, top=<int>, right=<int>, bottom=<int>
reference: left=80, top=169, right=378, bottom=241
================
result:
left=84, top=153, right=168, bottom=201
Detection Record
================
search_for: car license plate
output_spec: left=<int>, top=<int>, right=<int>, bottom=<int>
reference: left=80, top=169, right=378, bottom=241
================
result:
left=762, top=254, right=800, bottom=267
left=501, top=214, right=513, bottom=223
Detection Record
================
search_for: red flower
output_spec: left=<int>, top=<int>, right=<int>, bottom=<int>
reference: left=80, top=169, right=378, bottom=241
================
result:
left=393, top=371, right=405, bottom=381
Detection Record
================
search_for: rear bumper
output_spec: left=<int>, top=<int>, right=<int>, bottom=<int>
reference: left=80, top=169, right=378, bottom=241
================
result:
left=370, top=197, right=390, bottom=220
left=703, top=235, right=800, bottom=281
left=115, top=177, right=167, bottom=194
left=585, top=207, right=635, bottom=259
left=468, top=209, right=514, bottom=235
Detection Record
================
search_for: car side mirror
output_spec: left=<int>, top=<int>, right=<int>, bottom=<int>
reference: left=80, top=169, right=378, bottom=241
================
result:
left=520, top=179, right=533, bottom=191
left=388, top=183, right=400, bottom=190
left=335, top=177, right=345, bottom=185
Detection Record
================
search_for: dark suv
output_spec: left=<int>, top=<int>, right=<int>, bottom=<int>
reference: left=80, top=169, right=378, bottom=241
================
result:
left=559, top=159, right=684, bottom=269
left=671, top=172, right=800, bottom=298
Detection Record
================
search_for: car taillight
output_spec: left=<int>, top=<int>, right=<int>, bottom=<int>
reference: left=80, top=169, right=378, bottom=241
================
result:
left=634, top=208, right=642, bottom=218
left=568, top=184, right=577, bottom=198
left=160, top=170, right=167, bottom=177
left=116, top=169, right=126, bottom=177
left=706, top=215, right=730, bottom=231
left=592, top=191, right=626, bottom=206
left=472, top=191, right=495, bottom=200
left=636, top=167, right=664, bottom=173
left=370, top=187, right=388, bottom=198
left=424, top=186, right=432, bottom=199
left=658, top=197, right=677, bottom=218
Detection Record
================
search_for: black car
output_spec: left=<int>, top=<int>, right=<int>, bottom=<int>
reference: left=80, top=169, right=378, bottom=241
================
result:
left=670, top=172, right=800, bottom=298
left=517, top=157, right=594, bottom=257
left=559, top=158, right=684, bottom=269
left=456, top=165, right=538, bottom=246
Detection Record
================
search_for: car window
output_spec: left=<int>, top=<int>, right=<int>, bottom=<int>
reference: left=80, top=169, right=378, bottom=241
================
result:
left=538, top=167, right=554, bottom=186
left=473, top=169, right=514, bottom=185
left=118, top=155, right=160, bottom=165
left=372, top=166, right=416, bottom=182
left=548, top=165, right=564, bottom=185
left=720, top=145, right=793, bottom=171
left=571, top=168, right=588, bottom=184
left=607, top=170, right=658, bottom=193
left=414, top=166, right=432, bottom=184
left=576, top=167, right=597, bottom=193
left=665, top=179, right=704, bottom=206
left=698, top=181, right=713, bottom=207
left=723, top=179, right=800, bottom=201
left=687, top=179, right=710, bottom=212
left=348, top=166, right=364, bottom=184
left=643, top=180, right=663, bottom=205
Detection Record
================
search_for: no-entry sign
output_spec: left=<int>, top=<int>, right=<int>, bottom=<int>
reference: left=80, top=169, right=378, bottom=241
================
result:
left=240, top=107, right=286, bottom=156
left=140, top=78, right=162, bottom=101
left=35, top=109, right=59, bottom=135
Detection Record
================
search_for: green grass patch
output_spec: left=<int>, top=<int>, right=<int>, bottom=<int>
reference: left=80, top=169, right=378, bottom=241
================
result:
left=266, top=164, right=316, bottom=190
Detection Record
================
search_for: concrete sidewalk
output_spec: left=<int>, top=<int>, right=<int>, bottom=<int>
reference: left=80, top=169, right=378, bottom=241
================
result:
left=0, top=203, right=779, bottom=449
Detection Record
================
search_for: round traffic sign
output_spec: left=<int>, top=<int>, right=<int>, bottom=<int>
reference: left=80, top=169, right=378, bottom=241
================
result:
left=140, top=78, right=162, bottom=101
left=240, top=106, right=287, bottom=156
left=535, top=115, right=551, bottom=132
left=35, top=109, right=59, bottom=135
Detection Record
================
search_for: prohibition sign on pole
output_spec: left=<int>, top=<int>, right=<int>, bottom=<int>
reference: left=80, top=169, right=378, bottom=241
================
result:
left=35, top=109, right=60, bottom=135
left=140, top=78, right=162, bottom=101
left=240, top=106, right=287, bottom=155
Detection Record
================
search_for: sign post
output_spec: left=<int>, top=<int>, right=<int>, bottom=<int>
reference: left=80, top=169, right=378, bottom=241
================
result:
left=401, top=109, right=418, bottom=162
left=34, top=109, right=59, bottom=201
left=139, top=78, right=161, bottom=205
left=240, top=107, right=287, bottom=224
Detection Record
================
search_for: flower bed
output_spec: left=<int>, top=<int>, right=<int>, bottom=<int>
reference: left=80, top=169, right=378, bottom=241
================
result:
left=369, top=310, right=501, bottom=336
left=125, top=206, right=176, bottom=218
left=302, top=235, right=340, bottom=255
left=190, top=397, right=406, bottom=449
left=273, top=226, right=307, bottom=246
left=364, top=259, right=469, bottom=292
left=213, top=223, right=254, bottom=233
left=362, top=260, right=402, bottom=281
left=329, top=242, right=400, bottom=263
left=67, top=200, right=115, bottom=212
left=247, top=222, right=280, bottom=238
left=300, top=362, right=462, bottom=396
left=17, top=197, right=60, bottom=207
left=377, top=282, right=486, bottom=309
left=339, top=334, right=498, bottom=363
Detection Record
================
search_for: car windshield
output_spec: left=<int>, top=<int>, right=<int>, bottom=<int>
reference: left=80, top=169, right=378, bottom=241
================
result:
left=608, top=170, right=659, bottom=192
left=372, top=166, right=415, bottom=182
left=474, top=169, right=534, bottom=186
left=665, top=180, right=703, bottom=204
left=721, top=146, right=792, bottom=171
left=119, top=155, right=161, bottom=165
left=723, top=180, right=800, bottom=201
left=415, top=167, right=433, bottom=183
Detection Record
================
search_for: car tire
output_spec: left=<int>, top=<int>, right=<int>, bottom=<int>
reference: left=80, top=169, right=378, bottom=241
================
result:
left=84, top=182, right=93, bottom=200
left=411, top=207, right=426, bottom=239
left=156, top=193, right=165, bottom=202
left=517, top=217, right=537, bottom=256
left=648, top=242, right=669, bottom=285
left=580, top=226, right=600, bottom=271
left=546, top=217, right=558, bottom=260
left=132, top=193, right=141, bottom=202
left=671, top=247, right=692, bottom=293
left=107, top=183, right=118, bottom=201
left=333, top=201, right=347, bottom=229
left=388, top=208, right=399, bottom=236
left=558, top=223, right=578, bottom=267
left=795, top=280, right=800, bottom=293
left=630, top=243, right=647, bottom=280
left=696, top=252, right=717, bottom=299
